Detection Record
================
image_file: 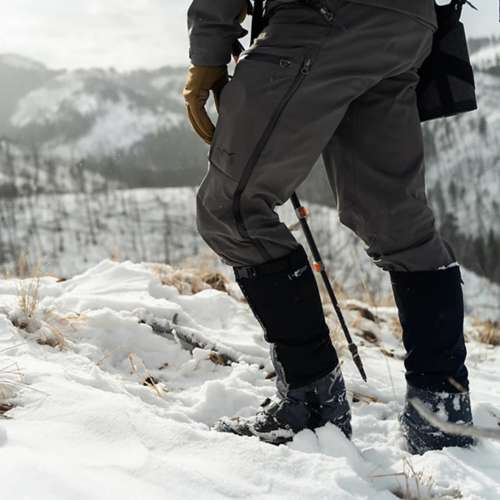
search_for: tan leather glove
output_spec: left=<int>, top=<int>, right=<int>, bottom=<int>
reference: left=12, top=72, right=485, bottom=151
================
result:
left=183, top=65, right=229, bottom=145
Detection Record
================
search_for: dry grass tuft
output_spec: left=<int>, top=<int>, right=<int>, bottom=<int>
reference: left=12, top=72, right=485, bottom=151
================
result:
left=389, top=316, right=403, bottom=339
left=11, top=301, right=71, bottom=350
left=0, top=402, right=14, bottom=417
left=0, top=359, right=24, bottom=417
left=344, top=301, right=378, bottom=322
left=208, top=351, right=229, bottom=366
left=201, top=271, right=229, bottom=293
left=475, top=320, right=500, bottom=347
left=128, top=352, right=165, bottom=397
left=11, top=270, right=83, bottom=349
left=14, top=253, right=41, bottom=280
left=371, top=457, right=462, bottom=499
left=16, top=273, right=41, bottom=324
left=152, top=262, right=230, bottom=295
left=12, top=266, right=67, bottom=348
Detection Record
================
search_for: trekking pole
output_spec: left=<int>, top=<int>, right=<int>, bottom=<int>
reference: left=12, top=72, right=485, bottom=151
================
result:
left=291, top=194, right=367, bottom=382
left=239, top=0, right=367, bottom=381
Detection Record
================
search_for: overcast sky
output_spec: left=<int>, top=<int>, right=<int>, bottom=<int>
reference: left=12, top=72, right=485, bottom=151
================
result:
left=1, top=0, right=499, bottom=70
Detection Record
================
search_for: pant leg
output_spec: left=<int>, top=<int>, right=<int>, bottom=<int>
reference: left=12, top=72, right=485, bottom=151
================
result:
left=196, top=1, right=442, bottom=388
left=323, top=57, right=453, bottom=272
left=196, top=0, right=434, bottom=267
left=321, top=23, right=469, bottom=392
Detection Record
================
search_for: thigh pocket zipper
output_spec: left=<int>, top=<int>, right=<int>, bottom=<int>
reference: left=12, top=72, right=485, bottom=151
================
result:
left=243, top=52, right=294, bottom=69
left=231, top=54, right=313, bottom=259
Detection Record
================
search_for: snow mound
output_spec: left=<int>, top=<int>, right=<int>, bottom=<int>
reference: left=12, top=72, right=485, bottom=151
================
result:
left=0, top=260, right=499, bottom=499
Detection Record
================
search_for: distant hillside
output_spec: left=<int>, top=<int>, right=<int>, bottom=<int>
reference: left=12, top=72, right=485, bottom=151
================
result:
left=0, top=137, right=121, bottom=197
left=0, top=55, right=57, bottom=137
left=0, top=56, right=207, bottom=189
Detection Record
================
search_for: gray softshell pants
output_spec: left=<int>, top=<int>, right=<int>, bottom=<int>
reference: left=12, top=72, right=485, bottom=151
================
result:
left=196, top=0, right=454, bottom=272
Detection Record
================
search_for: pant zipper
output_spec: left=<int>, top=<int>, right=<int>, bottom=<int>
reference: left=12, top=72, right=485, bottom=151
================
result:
left=232, top=56, right=313, bottom=260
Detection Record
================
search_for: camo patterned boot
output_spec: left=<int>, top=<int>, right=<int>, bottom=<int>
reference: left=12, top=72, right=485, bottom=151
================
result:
left=214, top=366, right=352, bottom=445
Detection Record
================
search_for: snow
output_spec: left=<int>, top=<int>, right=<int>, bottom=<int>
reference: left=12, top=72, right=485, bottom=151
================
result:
left=0, top=259, right=499, bottom=499
left=471, top=43, right=500, bottom=71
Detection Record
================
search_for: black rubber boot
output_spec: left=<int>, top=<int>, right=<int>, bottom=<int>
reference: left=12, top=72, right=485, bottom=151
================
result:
left=214, top=366, right=352, bottom=444
left=390, top=266, right=474, bottom=453
left=401, top=385, right=474, bottom=455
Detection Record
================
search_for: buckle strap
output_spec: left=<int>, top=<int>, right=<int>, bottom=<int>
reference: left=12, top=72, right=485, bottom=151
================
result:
left=233, top=245, right=308, bottom=280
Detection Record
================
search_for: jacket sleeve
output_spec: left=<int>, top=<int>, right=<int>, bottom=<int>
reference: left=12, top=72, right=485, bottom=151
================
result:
left=187, top=0, right=248, bottom=66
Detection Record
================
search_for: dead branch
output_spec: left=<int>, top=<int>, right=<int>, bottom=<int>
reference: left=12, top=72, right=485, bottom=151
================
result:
left=144, top=314, right=239, bottom=366
left=410, top=398, right=500, bottom=441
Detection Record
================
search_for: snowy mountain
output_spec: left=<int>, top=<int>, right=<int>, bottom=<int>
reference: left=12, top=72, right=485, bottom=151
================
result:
left=9, top=69, right=185, bottom=158
left=0, top=55, right=56, bottom=142
left=0, top=56, right=206, bottom=190
left=0, top=259, right=499, bottom=498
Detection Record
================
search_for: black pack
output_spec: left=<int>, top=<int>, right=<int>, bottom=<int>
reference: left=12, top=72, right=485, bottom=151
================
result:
left=248, top=0, right=477, bottom=122
left=416, top=0, right=477, bottom=122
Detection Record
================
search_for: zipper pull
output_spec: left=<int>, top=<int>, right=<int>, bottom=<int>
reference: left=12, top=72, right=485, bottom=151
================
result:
left=301, top=58, right=312, bottom=75
left=319, top=6, right=335, bottom=23
left=288, top=265, right=308, bottom=280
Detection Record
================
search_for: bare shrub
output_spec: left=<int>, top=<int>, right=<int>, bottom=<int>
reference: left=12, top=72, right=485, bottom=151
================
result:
left=16, top=276, right=41, bottom=328
left=10, top=269, right=83, bottom=349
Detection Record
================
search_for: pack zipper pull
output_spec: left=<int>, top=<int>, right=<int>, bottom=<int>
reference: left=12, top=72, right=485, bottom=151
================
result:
left=319, top=6, right=335, bottom=22
left=288, top=265, right=308, bottom=280
left=301, top=58, right=312, bottom=75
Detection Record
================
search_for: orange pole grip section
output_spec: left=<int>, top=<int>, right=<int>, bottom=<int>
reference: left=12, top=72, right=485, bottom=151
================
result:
left=313, top=262, right=323, bottom=272
left=296, top=206, right=310, bottom=219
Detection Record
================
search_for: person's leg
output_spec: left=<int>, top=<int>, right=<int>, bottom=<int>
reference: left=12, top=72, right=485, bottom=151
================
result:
left=197, top=0, right=440, bottom=441
left=323, top=18, right=473, bottom=452
left=198, top=2, right=354, bottom=442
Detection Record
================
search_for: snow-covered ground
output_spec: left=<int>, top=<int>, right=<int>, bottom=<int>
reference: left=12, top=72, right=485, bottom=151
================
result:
left=0, top=260, right=499, bottom=499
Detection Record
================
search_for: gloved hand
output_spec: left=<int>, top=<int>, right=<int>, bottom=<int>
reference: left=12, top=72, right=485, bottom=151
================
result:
left=183, top=3, right=247, bottom=144
left=183, top=65, right=229, bottom=145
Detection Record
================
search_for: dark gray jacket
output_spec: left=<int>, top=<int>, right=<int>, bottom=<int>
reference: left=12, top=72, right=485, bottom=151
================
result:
left=187, top=0, right=437, bottom=66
